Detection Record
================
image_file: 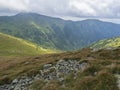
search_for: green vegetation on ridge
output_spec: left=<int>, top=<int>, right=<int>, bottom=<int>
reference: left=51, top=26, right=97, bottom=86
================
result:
left=0, top=33, right=56, bottom=56
left=1, top=13, right=120, bottom=51
left=91, top=37, right=120, bottom=49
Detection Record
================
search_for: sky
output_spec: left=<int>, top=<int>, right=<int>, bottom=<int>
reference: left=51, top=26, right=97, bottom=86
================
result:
left=0, top=0, right=120, bottom=23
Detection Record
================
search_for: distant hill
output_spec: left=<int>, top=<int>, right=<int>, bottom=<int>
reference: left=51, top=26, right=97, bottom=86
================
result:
left=90, top=37, right=120, bottom=49
left=0, top=33, right=56, bottom=56
left=0, top=13, right=120, bottom=50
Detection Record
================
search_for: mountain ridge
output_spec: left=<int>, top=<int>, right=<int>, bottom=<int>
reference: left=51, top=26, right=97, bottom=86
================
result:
left=0, top=12, right=120, bottom=50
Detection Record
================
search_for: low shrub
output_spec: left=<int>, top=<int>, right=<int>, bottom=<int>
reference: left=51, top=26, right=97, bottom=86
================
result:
left=0, top=76, right=12, bottom=85
left=74, top=76, right=97, bottom=90
left=83, top=65, right=101, bottom=76
left=94, top=71, right=119, bottom=90
left=30, top=79, right=46, bottom=90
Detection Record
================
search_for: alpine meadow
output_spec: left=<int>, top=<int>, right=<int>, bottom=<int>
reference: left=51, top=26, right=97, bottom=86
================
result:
left=0, top=0, right=120, bottom=90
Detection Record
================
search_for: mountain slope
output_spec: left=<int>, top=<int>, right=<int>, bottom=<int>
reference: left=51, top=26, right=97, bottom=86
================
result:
left=0, top=48, right=119, bottom=89
left=0, top=33, right=56, bottom=56
left=0, top=13, right=120, bottom=50
left=91, top=37, right=120, bottom=49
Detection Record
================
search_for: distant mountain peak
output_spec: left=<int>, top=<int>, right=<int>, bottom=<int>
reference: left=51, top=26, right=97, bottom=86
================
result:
left=81, top=19, right=102, bottom=22
left=16, top=12, right=40, bottom=16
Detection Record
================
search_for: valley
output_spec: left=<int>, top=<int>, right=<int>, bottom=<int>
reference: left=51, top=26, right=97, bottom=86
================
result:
left=0, top=13, right=120, bottom=90
left=0, top=0, right=120, bottom=89
left=0, top=13, right=120, bottom=51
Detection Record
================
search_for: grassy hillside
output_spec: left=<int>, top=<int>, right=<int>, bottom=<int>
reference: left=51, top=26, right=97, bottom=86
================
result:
left=0, top=48, right=119, bottom=89
left=91, top=37, right=120, bottom=49
left=0, top=13, right=120, bottom=50
left=0, top=33, right=56, bottom=56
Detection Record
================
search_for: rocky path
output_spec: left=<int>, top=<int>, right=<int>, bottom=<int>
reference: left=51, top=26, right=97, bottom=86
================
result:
left=0, top=59, right=88, bottom=90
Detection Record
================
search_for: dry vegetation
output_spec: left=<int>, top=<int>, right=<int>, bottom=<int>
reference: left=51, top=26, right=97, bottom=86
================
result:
left=0, top=48, right=120, bottom=90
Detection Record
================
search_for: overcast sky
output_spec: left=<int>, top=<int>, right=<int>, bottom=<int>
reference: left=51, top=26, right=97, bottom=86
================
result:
left=0, top=0, right=120, bottom=23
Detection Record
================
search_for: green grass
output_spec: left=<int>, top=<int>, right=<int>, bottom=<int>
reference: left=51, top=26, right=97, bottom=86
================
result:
left=1, top=13, right=120, bottom=51
left=0, top=33, right=57, bottom=56
left=91, top=37, right=120, bottom=49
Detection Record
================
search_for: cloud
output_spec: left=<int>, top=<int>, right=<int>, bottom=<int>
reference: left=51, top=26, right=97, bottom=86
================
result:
left=0, top=0, right=120, bottom=19
left=0, top=0, right=28, bottom=11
